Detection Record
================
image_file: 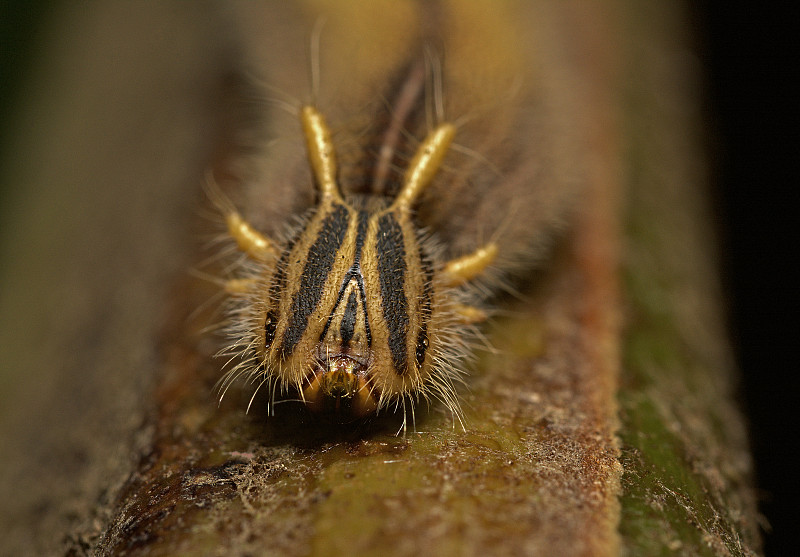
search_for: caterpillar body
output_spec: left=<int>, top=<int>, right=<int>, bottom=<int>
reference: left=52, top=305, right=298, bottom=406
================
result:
left=211, top=1, right=584, bottom=426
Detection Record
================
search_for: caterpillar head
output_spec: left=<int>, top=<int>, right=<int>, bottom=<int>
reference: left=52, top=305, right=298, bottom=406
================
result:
left=219, top=106, right=495, bottom=424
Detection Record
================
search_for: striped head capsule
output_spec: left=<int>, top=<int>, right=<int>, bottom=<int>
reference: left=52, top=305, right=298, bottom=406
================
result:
left=216, top=106, right=496, bottom=424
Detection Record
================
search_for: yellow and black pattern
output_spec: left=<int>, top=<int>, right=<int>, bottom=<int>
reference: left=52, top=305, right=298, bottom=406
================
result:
left=210, top=0, right=586, bottom=426
left=214, top=99, right=495, bottom=422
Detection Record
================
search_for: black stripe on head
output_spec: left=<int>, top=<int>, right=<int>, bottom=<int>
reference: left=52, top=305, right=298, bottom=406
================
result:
left=376, top=213, right=409, bottom=375
left=265, top=228, right=302, bottom=349
left=354, top=210, right=369, bottom=258
left=415, top=243, right=434, bottom=370
left=280, top=203, right=350, bottom=359
left=339, top=289, right=358, bottom=345
left=354, top=211, right=372, bottom=346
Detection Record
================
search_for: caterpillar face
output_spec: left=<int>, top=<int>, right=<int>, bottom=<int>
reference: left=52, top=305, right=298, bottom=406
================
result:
left=259, top=190, right=435, bottom=416
left=216, top=107, right=495, bottom=421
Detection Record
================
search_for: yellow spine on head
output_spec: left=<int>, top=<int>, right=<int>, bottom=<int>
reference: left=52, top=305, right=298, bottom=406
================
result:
left=392, top=123, right=455, bottom=211
left=442, top=243, right=498, bottom=287
left=301, top=105, right=342, bottom=201
left=225, top=212, right=275, bottom=259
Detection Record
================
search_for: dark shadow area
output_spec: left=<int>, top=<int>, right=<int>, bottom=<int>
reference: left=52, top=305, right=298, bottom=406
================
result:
left=692, top=3, right=798, bottom=555
left=243, top=385, right=431, bottom=448
left=0, top=0, right=55, bottom=201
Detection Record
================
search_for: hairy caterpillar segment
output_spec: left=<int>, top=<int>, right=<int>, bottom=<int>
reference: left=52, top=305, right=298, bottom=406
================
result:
left=219, top=106, right=496, bottom=420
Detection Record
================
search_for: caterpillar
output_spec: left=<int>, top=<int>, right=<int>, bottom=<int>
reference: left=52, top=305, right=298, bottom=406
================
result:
left=209, top=0, right=584, bottom=426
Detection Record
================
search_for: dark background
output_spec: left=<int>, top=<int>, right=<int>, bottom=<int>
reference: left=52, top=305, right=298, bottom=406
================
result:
left=1, top=2, right=795, bottom=555
left=692, top=3, right=797, bottom=555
